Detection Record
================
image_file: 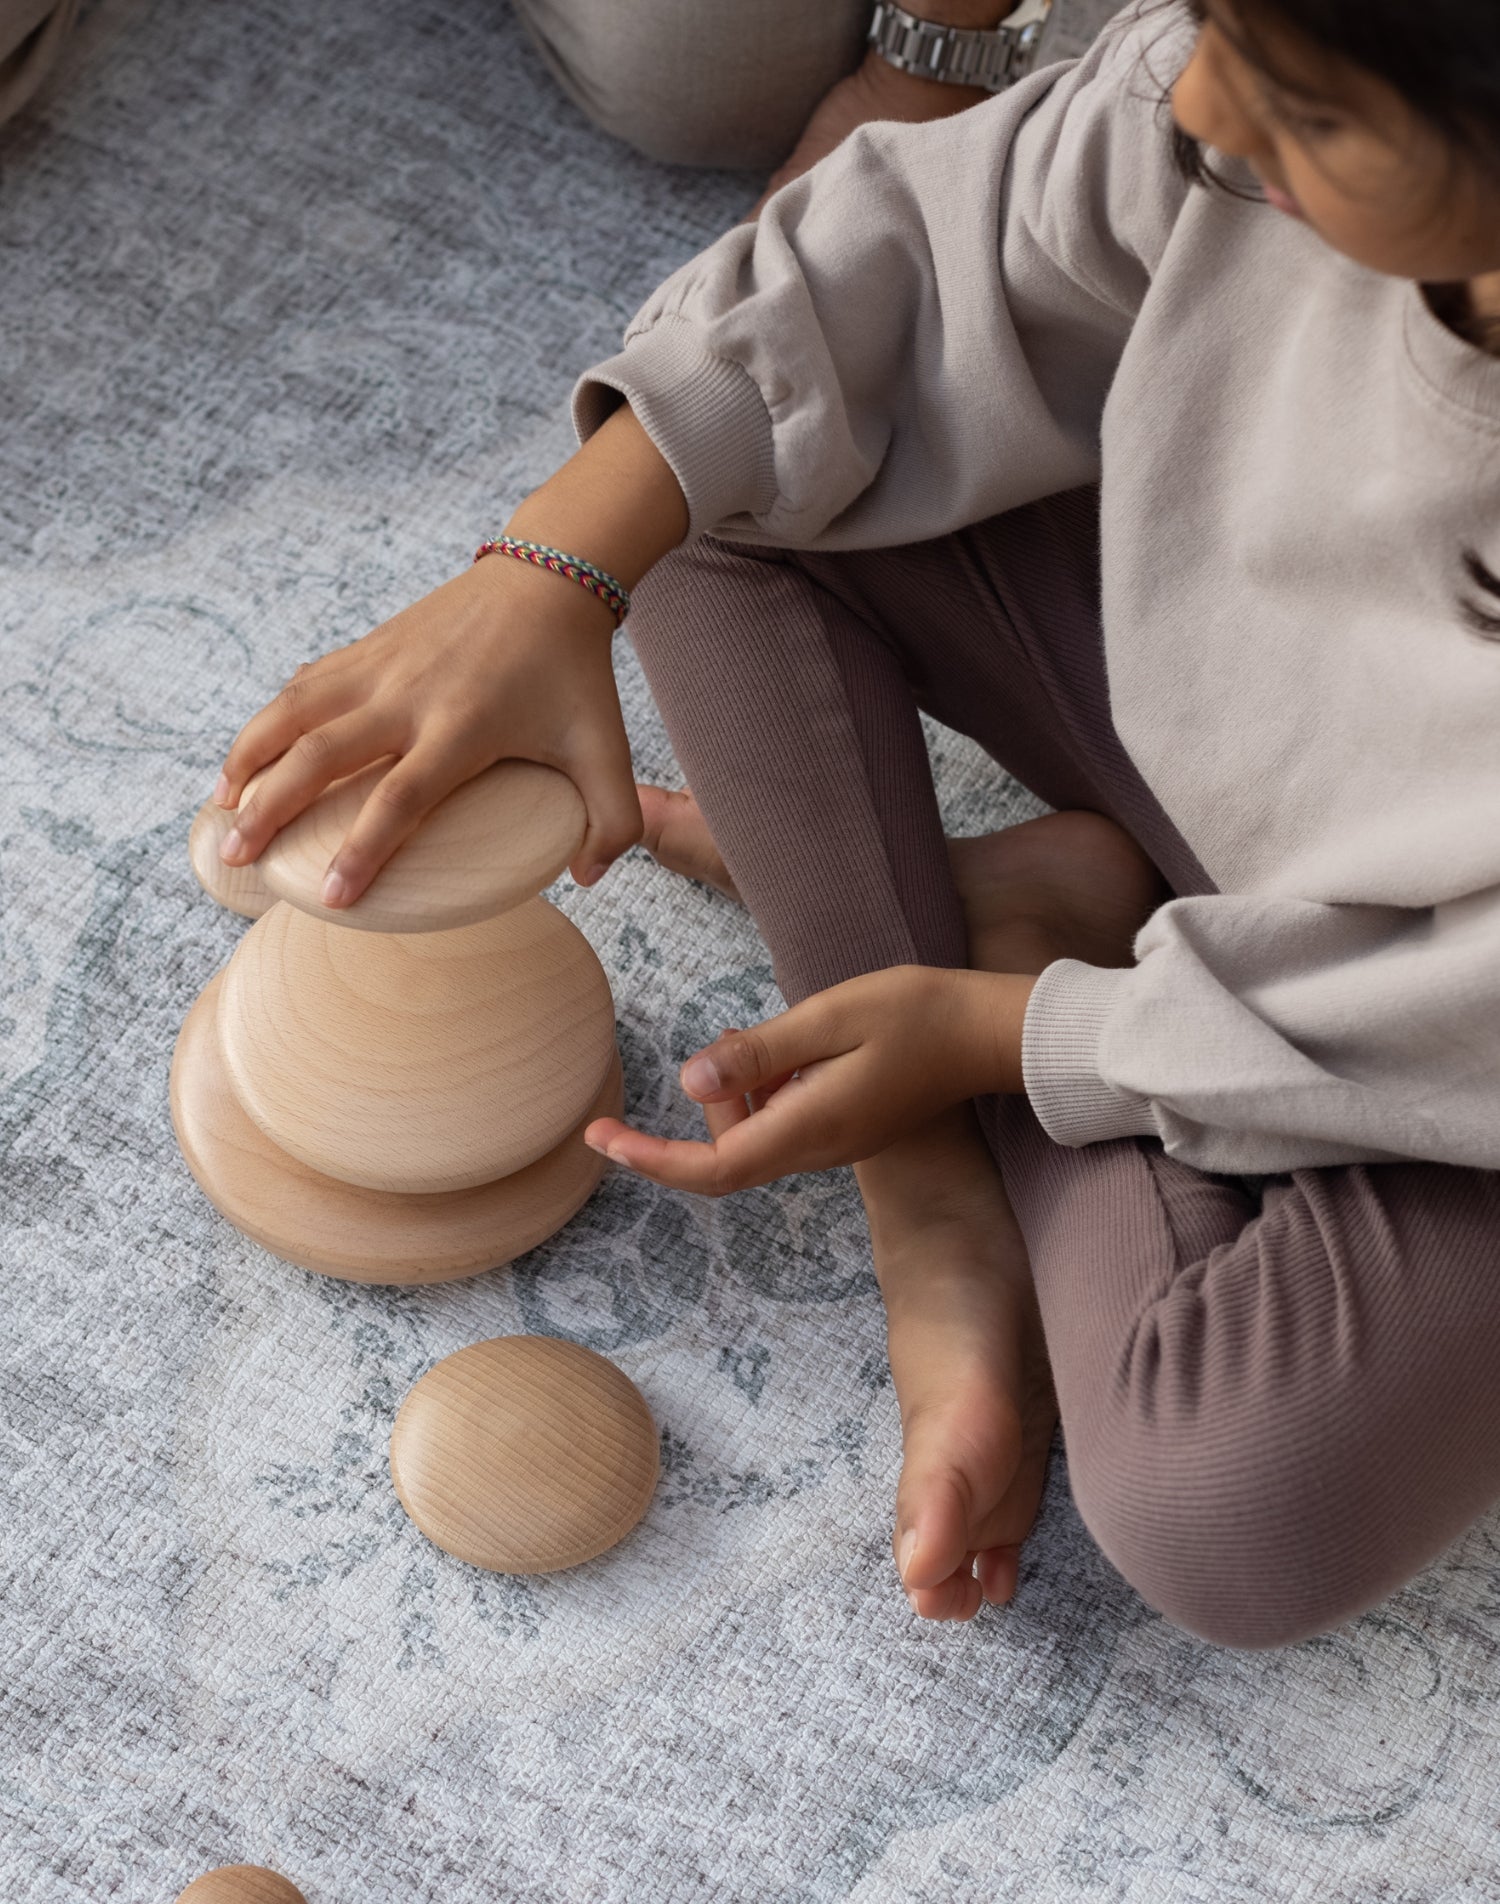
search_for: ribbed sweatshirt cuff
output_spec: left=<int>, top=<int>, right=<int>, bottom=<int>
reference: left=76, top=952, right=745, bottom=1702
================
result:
left=1021, top=958, right=1162, bottom=1148
left=572, top=317, right=779, bottom=543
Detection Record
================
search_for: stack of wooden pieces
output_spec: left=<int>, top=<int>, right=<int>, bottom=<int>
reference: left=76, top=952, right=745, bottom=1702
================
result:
left=174, top=759, right=624, bottom=1283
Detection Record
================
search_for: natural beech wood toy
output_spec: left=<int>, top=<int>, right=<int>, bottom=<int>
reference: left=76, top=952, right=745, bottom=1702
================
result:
left=174, top=759, right=620, bottom=1282
left=174, top=1867, right=306, bottom=1904
left=390, top=1336, right=659, bottom=1572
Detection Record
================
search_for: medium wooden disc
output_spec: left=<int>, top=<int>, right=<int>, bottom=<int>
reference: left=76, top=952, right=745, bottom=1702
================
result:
left=175, top=1868, right=306, bottom=1904
left=172, top=974, right=623, bottom=1283
left=245, top=757, right=586, bottom=933
left=189, top=799, right=274, bottom=919
left=390, top=1337, right=659, bottom=1573
left=217, top=898, right=616, bottom=1194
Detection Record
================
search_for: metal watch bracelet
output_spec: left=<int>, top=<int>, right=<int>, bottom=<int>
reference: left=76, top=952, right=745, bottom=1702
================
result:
left=866, top=0, right=1054, bottom=92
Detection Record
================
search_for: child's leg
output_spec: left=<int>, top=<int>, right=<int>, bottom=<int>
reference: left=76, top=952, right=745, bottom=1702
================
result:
left=627, top=489, right=1500, bottom=1643
left=985, top=1097, right=1500, bottom=1647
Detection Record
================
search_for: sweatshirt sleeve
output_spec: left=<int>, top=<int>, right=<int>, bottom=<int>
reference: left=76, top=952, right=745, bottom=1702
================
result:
left=1022, top=887, right=1500, bottom=1175
left=571, top=1, right=1195, bottom=549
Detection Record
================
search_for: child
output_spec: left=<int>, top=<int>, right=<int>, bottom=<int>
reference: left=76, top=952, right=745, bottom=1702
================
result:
left=214, top=0, right=1500, bottom=1647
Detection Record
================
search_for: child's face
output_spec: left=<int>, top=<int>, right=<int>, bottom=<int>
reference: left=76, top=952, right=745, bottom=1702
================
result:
left=1171, top=1, right=1500, bottom=294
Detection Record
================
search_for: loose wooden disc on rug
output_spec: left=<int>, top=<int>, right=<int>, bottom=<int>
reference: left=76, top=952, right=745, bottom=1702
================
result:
left=389, top=1337, right=659, bottom=1574
left=172, top=973, right=624, bottom=1282
left=174, top=1868, right=306, bottom=1904
left=188, top=799, right=273, bottom=919
left=217, top=897, right=616, bottom=1194
left=244, top=757, right=586, bottom=933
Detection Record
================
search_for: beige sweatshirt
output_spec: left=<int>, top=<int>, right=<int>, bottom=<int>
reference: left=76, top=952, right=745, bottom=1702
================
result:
left=573, top=1, right=1500, bottom=1177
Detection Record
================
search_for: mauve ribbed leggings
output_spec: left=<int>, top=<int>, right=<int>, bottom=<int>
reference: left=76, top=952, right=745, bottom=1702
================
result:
left=626, top=485, right=1500, bottom=1650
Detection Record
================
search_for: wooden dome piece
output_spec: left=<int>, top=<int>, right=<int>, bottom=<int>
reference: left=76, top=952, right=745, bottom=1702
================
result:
left=172, top=973, right=624, bottom=1283
left=174, top=1868, right=306, bottom=1904
left=189, top=799, right=273, bottom=919
left=217, top=898, right=617, bottom=1195
left=390, top=1337, right=659, bottom=1574
left=246, top=757, right=586, bottom=934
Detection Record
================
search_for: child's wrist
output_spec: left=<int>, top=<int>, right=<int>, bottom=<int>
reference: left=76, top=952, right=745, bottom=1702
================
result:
left=945, top=967, right=1033, bottom=1097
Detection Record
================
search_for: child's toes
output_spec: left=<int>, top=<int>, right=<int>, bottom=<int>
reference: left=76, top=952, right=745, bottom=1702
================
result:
left=894, top=1466, right=972, bottom=1602
left=976, top=1543, right=1021, bottom=1606
left=909, top=1567, right=983, bottom=1622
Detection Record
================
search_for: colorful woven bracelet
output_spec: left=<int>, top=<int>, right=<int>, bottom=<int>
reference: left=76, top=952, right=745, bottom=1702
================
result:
left=474, top=537, right=631, bottom=627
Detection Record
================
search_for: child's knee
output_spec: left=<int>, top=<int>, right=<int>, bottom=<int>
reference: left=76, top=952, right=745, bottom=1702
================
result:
left=510, top=0, right=867, bottom=171
left=1068, top=1427, right=1390, bottom=1651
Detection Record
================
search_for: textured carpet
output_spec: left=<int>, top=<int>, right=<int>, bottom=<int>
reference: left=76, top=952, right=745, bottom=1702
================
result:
left=3, top=2, right=1498, bottom=1899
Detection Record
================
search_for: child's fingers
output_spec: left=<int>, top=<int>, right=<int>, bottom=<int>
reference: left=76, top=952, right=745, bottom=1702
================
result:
left=217, top=664, right=362, bottom=807
left=221, top=714, right=400, bottom=866
left=679, top=1005, right=846, bottom=1105
left=317, top=744, right=473, bottom=908
left=585, top=1080, right=824, bottom=1196
left=702, top=1095, right=750, bottom=1140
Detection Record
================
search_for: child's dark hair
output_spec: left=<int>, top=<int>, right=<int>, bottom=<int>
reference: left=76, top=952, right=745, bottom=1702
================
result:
left=1168, top=0, right=1500, bottom=186
left=1160, top=0, right=1500, bottom=348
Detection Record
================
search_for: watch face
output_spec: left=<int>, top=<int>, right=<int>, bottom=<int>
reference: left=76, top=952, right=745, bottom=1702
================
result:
left=870, top=0, right=1055, bottom=91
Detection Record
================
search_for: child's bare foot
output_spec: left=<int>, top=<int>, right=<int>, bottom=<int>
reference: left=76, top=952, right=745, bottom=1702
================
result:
left=856, top=1104, right=1056, bottom=1621
left=948, top=808, right=1171, bottom=975
left=635, top=785, right=1167, bottom=968
left=636, top=785, right=739, bottom=899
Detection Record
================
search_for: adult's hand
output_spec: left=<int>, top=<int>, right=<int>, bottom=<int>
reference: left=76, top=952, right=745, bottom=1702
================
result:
left=749, top=10, right=1017, bottom=220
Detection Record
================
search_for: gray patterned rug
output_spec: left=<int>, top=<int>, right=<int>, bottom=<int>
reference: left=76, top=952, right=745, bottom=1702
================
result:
left=4, top=1, right=1499, bottom=1898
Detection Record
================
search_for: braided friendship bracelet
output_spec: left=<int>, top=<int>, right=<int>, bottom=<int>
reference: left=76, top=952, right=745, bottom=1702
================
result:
left=474, top=536, right=631, bottom=627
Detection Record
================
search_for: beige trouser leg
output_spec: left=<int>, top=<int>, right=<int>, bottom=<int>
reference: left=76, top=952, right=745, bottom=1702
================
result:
left=510, top=0, right=872, bottom=170
left=0, top=0, right=78, bottom=127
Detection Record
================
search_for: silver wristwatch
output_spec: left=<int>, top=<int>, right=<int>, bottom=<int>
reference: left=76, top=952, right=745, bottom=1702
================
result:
left=867, top=0, right=1053, bottom=91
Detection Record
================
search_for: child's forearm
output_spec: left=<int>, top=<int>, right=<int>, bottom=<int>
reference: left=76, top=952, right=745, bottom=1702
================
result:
left=502, top=402, right=690, bottom=592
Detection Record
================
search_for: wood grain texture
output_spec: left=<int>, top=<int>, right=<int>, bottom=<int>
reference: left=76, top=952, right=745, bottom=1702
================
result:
left=172, top=973, right=623, bottom=1281
left=390, top=1336, right=659, bottom=1573
left=245, top=757, right=586, bottom=933
left=189, top=799, right=274, bottom=919
left=174, top=1867, right=306, bottom=1904
left=217, top=898, right=616, bottom=1194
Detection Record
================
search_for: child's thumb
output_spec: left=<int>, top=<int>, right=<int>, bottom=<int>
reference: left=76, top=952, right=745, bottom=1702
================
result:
left=566, top=726, right=642, bottom=886
left=679, top=1017, right=807, bottom=1103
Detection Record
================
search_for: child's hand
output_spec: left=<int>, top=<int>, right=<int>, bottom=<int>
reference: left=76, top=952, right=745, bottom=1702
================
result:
left=213, top=554, right=639, bottom=906
left=212, top=403, right=689, bottom=907
left=585, top=965, right=1036, bottom=1195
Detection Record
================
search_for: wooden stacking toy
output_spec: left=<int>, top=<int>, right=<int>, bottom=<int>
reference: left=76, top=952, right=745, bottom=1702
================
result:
left=390, top=1336, right=659, bottom=1572
left=174, top=1868, right=306, bottom=1904
left=174, top=759, right=623, bottom=1282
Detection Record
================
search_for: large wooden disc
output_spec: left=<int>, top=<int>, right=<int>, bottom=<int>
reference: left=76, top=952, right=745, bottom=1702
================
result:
left=175, top=1869, right=306, bottom=1904
left=172, top=974, right=623, bottom=1282
left=217, top=898, right=616, bottom=1194
left=245, top=758, right=586, bottom=933
left=389, top=1337, right=659, bottom=1573
left=189, top=799, right=273, bottom=919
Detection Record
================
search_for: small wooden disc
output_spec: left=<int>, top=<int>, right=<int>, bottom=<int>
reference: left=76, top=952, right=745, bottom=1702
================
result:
left=246, top=757, right=586, bottom=933
left=217, top=898, right=616, bottom=1194
left=172, top=974, right=623, bottom=1282
left=389, top=1337, right=659, bottom=1574
left=175, top=1868, right=305, bottom=1904
left=189, top=800, right=273, bottom=919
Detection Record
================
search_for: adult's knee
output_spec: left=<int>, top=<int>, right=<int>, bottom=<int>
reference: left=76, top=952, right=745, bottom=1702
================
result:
left=510, top=0, right=868, bottom=170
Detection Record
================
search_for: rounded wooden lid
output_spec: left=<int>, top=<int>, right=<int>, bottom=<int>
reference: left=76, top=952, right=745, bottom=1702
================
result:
left=189, top=799, right=273, bottom=920
left=247, top=758, right=586, bottom=933
left=217, top=898, right=616, bottom=1194
left=389, top=1337, right=659, bottom=1573
left=174, top=1868, right=305, bottom=1904
left=172, top=972, right=624, bottom=1283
